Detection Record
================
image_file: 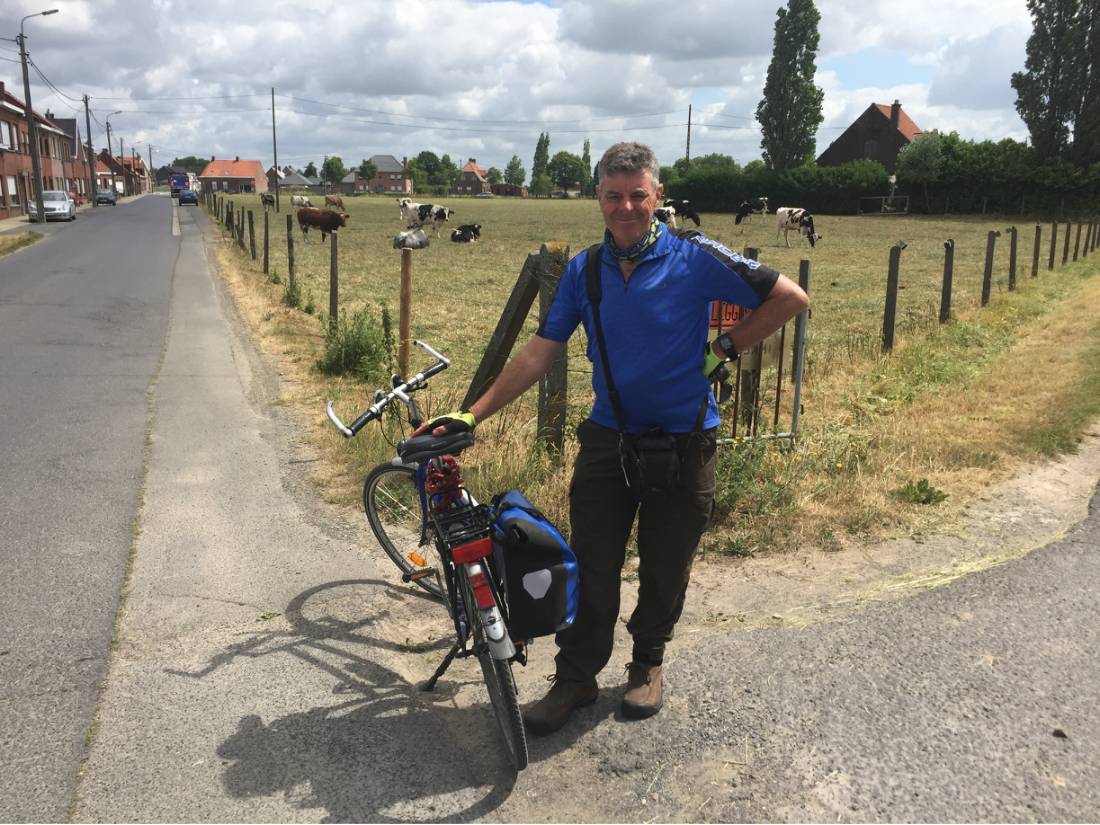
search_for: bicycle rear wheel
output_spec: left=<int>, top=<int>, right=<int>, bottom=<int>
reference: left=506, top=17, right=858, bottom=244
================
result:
left=363, top=463, right=444, bottom=600
left=458, top=568, right=528, bottom=771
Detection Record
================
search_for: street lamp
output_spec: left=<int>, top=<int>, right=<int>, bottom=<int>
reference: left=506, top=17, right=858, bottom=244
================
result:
left=17, top=8, right=59, bottom=222
left=105, top=110, right=122, bottom=195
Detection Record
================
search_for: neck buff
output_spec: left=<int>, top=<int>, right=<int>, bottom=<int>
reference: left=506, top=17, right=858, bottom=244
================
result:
left=605, top=217, right=663, bottom=261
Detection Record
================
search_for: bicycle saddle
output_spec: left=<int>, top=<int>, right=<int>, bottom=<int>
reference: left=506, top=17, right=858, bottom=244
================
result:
left=397, top=431, right=476, bottom=464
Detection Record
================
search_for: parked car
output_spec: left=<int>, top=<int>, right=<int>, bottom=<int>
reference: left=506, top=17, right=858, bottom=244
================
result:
left=30, top=190, right=76, bottom=222
left=177, top=189, right=198, bottom=206
left=95, top=189, right=118, bottom=205
left=475, top=191, right=494, bottom=198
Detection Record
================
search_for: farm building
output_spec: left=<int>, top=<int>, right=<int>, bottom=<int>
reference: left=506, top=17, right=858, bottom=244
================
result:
left=362, top=154, right=412, bottom=194
left=491, top=183, right=528, bottom=197
left=199, top=157, right=267, bottom=194
left=816, top=100, right=923, bottom=174
left=454, top=158, right=489, bottom=195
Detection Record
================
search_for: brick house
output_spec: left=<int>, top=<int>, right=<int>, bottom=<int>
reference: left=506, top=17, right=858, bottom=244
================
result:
left=454, top=158, right=489, bottom=195
left=816, top=100, right=923, bottom=174
left=363, top=154, right=412, bottom=194
left=0, top=81, right=86, bottom=219
left=97, top=150, right=142, bottom=195
left=490, top=183, right=528, bottom=197
left=198, top=157, right=268, bottom=194
left=50, top=116, right=94, bottom=204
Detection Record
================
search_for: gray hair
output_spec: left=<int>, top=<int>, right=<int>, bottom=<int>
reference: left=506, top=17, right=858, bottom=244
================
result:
left=596, top=142, right=660, bottom=185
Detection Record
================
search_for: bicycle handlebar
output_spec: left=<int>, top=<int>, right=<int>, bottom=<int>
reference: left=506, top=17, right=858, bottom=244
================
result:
left=326, top=340, right=450, bottom=438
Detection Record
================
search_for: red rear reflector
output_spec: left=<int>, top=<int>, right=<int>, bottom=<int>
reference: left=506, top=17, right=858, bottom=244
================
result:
left=451, top=536, right=491, bottom=564
left=468, top=568, right=496, bottom=609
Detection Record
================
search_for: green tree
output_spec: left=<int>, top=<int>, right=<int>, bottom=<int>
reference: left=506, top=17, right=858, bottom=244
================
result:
left=547, top=151, right=585, bottom=191
left=530, top=173, right=553, bottom=198
left=1011, top=0, right=1085, bottom=161
left=358, top=158, right=378, bottom=182
left=171, top=156, right=208, bottom=175
left=581, top=139, right=594, bottom=196
left=532, top=133, right=550, bottom=182
left=755, top=0, right=825, bottom=170
left=438, top=154, right=460, bottom=189
left=321, top=156, right=347, bottom=184
left=486, top=167, right=503, bottom=185
left=504, top=155, right=526, bottom=186
left=303, top=161, right=318, bottom=179
left=896, top=131, right=945, bottom=212
left=1071, top=0, right=1100, bottom=165
left=416, top=151, right=442, bottom=183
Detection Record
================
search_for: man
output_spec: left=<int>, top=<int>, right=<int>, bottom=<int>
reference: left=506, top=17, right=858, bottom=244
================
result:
left=420, top=142, right=808, bottom=734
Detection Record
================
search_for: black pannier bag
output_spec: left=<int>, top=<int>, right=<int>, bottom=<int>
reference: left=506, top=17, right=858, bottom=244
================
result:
left=491, top=489, right=579, bottom=640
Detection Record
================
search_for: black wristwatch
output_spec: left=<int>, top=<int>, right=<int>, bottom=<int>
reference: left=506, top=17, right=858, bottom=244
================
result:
left=715, top=331, right=739, bottom=361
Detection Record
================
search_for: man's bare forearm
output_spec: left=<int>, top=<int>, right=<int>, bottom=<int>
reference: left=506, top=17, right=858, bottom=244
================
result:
left=712, top=273, right=809, bottom=358
left=468, top=335, right=565, bottom=424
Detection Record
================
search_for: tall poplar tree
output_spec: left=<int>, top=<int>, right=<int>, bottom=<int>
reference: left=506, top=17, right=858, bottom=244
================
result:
left=1011, top=0, right=1085, bottom=161
left=1071, top=0, right=1100, bottom=165
left=755, top=0, right=825, bottom=170
left=581, top=139, right=594, bottom=196
left=532, top=133, right=550, bottom=181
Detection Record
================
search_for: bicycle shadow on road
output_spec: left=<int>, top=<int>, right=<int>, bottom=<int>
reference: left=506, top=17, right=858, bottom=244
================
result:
left=170, top=577, right=523, bottom=821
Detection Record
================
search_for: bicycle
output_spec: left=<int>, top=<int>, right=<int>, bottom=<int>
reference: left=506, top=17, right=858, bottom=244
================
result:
left=326, top=340, right=528, bottom=771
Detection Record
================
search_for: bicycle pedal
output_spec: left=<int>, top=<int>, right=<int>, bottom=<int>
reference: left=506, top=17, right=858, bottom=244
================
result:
left=401, top=568, right=436, bottom=583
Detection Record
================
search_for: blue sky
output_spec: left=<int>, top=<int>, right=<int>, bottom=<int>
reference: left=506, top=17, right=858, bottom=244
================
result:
left=1, top=0, right=1034, bottom=174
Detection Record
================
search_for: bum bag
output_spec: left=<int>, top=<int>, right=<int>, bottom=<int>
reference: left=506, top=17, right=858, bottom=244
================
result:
left=491, top=489, right=580, bottom=640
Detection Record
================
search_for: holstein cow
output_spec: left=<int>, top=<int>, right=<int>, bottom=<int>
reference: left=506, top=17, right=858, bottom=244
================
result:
left=291, top=194, right=313, bottom=208
left=654, top=206, right=678, bottom=228
left=325, top=194, right=345, bottom=209
left=397, top=198, right=423, bottom=226
left=775, top=207, right=819, bottom=248
left=663, top=198, right=701, bottom=226
left=394, top=227, right=430, bottom=250
left=260, top=192, right=275, bottom=210
left=450, top=223, right=481, bottom=242
left=297, top=207, right=349, bottom=243
left=735, top=196, right=769, bottom=225
left=414, top=203, right=454, bottom=236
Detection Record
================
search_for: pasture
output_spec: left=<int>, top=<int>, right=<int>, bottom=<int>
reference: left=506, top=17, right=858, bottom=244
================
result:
left=209, top=193, right=1100, bottom=554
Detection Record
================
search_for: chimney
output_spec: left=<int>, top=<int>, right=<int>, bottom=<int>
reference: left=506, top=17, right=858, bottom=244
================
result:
left=890, top=100, right=901, bottom=129
left=234, top=155, right=239, bottom=162
left=469, top=158, right=476, bottom=164
left=0, top=81, right=4, bottom=98
left=211, top=155, right=215, bottom=161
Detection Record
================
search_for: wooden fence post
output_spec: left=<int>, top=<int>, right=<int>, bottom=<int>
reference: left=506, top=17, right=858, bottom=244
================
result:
left=981, top=230, right=998, bottom=307
left=1084, top=221, right=1093, bottom=258
left=1032, top=224, right=1042, bottom=278
left=789, top=259, right=811, bottom=436
left=940, top=239, right=954, bottom=322
left=262, top=210, right=269, bottom=274
left=248, top=210, right=256, bottom=260
left=227, top=203, right=234, bottom=236
left=1048, top=221, right=1058, bottom=270
left=238, top=208, right=246, bottom=249
left=740, top=246, right=761, bottom=427
left=398, top=248, right=413, bottom=378
left=1007, top=226, right=1017, bottom=291
left=1073, top=222, right=1082, bottom=261
left=1062, top=220, right=1071, bottom=264
left=536, top=243, right=570, bottom=452
left=286, top=214, right=295, bottom=291
left=328, top=232, right=338, bottom=336
left=882, top=243, right=903, bottom=351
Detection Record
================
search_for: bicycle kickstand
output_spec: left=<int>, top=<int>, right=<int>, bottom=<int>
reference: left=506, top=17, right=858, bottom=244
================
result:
left=422, top=641, right=462, bottom=692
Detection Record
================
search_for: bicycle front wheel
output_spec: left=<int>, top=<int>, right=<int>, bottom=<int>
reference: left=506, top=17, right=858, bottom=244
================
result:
left=363, top=463, right=444, bottom=600
left=458, top=568, right=528, bottom=771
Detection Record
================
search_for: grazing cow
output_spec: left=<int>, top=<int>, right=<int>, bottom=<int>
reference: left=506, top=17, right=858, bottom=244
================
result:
left=450, top=223, right=481, bottom=242
left=394, top=227, right=430, bottom=250
left=325, top=194, right=345, bottom=209
left=663, top=198, right=701, bottom=226
left=415, top=203, right=454, bottom=236
left=654, top=206, right=678, bottom=228
left=297, top=207, right=348, bottom=242
left=260, top=192, right=275, bottom=210
left=291, top=194, right=313, bottom=208
left=398, top=198, right=424, bottom=226
left=775, top=207, right=819, bottom=248
left=734, top=196, right=769, bottom=225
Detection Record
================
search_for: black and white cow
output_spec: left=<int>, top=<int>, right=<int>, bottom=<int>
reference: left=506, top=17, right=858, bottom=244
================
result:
left=397, top=198, right=423, bottom=226
left=654, top=206, right=678, bottom=228
left=450, top=223, right=481, bottom=242
left=663, top=198, right=700, bottom=226
left=735, top=196, right=769, bottom=225
left=415, top=203, right=454, bottom=236
left=775, top=207, right=819, bottom=247
left=290, top=194, right=313, bottom=208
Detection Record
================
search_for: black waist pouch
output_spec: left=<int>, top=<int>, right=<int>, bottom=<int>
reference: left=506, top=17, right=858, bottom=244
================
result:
left=619, top=428, right=681, bottom=502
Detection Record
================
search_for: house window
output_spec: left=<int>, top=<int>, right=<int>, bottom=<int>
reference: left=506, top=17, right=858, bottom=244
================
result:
left=6, top=123, right=14, bottom=150
left=6, top=176, right=18, bottom=205
left=863, top=139, right=878, bottom=158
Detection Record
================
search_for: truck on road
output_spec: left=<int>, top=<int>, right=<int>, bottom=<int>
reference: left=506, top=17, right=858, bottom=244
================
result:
left=169, top=174, right=189, bottom=197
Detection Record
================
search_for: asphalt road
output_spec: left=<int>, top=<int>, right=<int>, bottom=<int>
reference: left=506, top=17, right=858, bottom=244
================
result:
left=0, top=195, right=176, bottom=821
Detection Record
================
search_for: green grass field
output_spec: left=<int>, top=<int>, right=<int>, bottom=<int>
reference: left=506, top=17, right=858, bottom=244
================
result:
left=208, top=192, right=1100, bottom=555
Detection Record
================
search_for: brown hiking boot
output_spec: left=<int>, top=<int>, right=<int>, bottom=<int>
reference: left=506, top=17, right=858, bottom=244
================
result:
left=523, top=675, right=599, bottom=736
left=622, top=662, right=663, bottom=719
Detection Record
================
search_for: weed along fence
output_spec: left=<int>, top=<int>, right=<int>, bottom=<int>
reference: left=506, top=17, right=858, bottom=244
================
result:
left=882, top=215, right=1100, bottom=354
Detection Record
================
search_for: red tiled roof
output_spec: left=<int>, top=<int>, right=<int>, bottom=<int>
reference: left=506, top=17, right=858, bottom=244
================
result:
left=874, top=103, right=922, bottom=141
left=95, top=160, right=112, bottom=174
left=199, top=159, right=264, bottom=178
left=462, top=159, right=487, bottom=179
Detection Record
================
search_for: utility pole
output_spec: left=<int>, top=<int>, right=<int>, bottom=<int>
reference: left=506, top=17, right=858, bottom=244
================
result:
left=147, top=144, right=153, bottom=193
left=105, top=121, right=116, bottom=194
left=119, top=137, right=126, bottom=195
left=83, top=94, right=96, bottom=207
left=271, top=87, right=280, bottom=212
left=17, top=32, right=46, bottom=221
left=685, top=104, right=692, bottom=164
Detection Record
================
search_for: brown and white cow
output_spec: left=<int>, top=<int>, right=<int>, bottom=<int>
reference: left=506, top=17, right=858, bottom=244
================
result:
left=291, top=194, right=313, bottom=208
left=775, top=207, right=819, bottom=247
left=325, top=194, right=345, bottom=209
left=297, top=207, right=349, bottom=242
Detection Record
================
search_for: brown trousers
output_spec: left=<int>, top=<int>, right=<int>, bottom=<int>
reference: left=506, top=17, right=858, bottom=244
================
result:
left=554, top=419, right=717, bottom=682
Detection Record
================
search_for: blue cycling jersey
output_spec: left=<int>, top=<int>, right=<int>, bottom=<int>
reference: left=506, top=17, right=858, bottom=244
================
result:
left=539, top=229, right=780, bottom=433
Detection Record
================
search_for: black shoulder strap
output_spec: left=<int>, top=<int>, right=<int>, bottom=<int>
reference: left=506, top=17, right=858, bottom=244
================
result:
left=585, top=244, right=628, bottom=432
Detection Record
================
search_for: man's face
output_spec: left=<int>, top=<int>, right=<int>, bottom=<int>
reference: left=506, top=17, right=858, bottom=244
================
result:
left=597, top=170, right=664, bottom=249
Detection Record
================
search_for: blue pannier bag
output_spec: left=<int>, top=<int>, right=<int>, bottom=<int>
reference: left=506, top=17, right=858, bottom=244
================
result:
left=491, top=489, right=579, bottom=640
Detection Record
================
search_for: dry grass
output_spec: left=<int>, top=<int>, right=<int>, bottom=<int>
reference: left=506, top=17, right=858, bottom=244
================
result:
left=0, top=231, right=41, bottom=257
left=207, top=194, right=1100, bottom=554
